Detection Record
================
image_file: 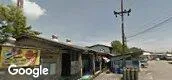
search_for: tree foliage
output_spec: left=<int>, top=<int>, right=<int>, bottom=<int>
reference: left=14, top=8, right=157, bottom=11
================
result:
left=111, top=40, right=130, bottom=55
left=129, top=47, right=143, bottom=53
left=0, top=4, right=40, bottom=43
left=111, top=40, right=144, bottom=55
left=111, top=40, right=122, bottom=55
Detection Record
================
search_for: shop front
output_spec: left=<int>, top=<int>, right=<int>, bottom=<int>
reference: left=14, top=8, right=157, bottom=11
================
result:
left=16, top=35, right=85, bottom=80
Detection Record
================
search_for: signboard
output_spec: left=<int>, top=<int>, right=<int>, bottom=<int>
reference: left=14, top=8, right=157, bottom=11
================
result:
left=0, top=46, right=40, bottom=68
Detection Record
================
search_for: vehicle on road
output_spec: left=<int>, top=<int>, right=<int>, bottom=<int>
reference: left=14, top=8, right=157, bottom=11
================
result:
left=156, top=58, right=160, bottom=61
left=140, top=60, right=148, bottom=68
left=165, top=54, right=172, bottom=61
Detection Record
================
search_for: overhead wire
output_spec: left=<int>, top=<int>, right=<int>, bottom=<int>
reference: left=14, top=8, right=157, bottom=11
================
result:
left=127, top=16, right=172, bottom=40
left=125, top=0, right=172, bottom=41
left=126, top=15, right=165, bottom=37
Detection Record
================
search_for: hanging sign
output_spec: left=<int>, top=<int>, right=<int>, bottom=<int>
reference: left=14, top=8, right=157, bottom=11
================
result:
left=0, top=46, right=40, bottom=68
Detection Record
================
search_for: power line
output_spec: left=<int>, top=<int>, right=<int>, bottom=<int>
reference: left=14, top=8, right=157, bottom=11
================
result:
left=127, top=16, right=172, bottom=39
left=126, top=16, right=165, bottom=38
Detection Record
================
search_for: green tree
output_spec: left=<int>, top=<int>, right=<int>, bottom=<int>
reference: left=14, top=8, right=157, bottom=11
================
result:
left=0, top=4, right=40, bottom=43
left=111, top=40, right=130, bottom=55
left=111, top=40, right=123, bottom=55
left=129, top=47, right=143, bottom=53
left=124, top=44, right=130, bottom=53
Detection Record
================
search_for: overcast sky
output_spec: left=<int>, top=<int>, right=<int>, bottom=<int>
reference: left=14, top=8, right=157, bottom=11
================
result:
left=1, top=0, right=172, bottom=52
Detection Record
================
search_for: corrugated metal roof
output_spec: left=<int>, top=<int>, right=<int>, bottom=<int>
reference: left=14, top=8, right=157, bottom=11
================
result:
left=16, top=35, right=113, bottom=56
left=17, top=35, right=87, bottom=51
left=87, top=44, right=112, bottom=49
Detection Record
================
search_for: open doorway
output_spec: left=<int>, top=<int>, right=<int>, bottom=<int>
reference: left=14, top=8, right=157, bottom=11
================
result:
left=61, top=53, right=71, bottom=76
left=82, top=54, right=93, bottom=75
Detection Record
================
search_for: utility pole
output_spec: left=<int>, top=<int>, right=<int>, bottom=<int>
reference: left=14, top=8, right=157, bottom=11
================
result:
left=113, top=0, right=131, bottom=68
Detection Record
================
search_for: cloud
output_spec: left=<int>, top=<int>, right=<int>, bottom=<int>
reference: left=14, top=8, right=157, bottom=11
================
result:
left=11, top=0, right=46, bottom=20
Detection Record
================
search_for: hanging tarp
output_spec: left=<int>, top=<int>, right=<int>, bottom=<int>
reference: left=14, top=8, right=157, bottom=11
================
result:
left=0, top=46, right=40, bottom=68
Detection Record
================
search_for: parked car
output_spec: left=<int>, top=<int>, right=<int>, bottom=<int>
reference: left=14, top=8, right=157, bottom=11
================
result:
left=140, top=60, right=148, bottom=68
left=165, top=55, right=172, bottom=61
left=156, top=58, right=160, bottom=61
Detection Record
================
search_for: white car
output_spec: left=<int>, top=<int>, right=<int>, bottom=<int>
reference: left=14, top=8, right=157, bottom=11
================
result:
left=156, top=58, right=160, bottom=61
left=140, top=60, right=148, bottom=68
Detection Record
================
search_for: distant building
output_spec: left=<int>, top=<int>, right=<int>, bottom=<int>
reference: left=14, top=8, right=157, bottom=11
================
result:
left=151, top=52, right=166, bottom=60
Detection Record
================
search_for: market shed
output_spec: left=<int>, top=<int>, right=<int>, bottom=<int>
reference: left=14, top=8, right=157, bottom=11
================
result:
left=15, top=35, right=86, bottom=80
left=0, top=35, right=114, bottom=80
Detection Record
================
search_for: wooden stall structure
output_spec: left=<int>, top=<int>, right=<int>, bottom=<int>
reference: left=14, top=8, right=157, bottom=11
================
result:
left=15, top=35, right=87, bottom=80
left=0, top=35, right=113, bottom=80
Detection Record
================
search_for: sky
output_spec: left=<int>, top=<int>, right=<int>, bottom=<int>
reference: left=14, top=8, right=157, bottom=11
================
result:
left=1, top=0, right=172, bottom=52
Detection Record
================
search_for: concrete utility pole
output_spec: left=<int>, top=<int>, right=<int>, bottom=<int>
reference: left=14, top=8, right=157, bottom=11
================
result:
left=113, top=0, right=131, bottom=67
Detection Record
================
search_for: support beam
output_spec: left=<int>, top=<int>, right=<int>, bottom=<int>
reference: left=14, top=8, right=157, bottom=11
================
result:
left=99, top=56, right=102, bottom=71
left=92, top=54, right=95, bottom=74
left=79, top=53, right=83, bottom=77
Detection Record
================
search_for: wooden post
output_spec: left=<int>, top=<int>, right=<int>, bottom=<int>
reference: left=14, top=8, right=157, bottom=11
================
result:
left=79, top=53, right=83, bottom=77
left=92, top=54, right=95, bottom=75
left=100, top=56, right=102, bottom=71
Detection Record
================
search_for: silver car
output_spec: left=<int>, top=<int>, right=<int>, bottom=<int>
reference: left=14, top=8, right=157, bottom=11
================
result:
left=140, top=60, right=148, bottom=68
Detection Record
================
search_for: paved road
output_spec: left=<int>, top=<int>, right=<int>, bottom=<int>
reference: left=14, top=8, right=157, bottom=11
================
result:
left=139, top=61, right=172, bottom=80
left=94, top=72, right=122, bottom=80
left=94, top=61, right=172, bottom=80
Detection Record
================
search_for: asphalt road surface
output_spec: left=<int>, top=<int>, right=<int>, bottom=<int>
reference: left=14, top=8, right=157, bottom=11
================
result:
left=139, top=60, right=172, bottom=80
left=93, top=72, right=122, bottom=80
left=94, top=61, right=172, bottom=80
